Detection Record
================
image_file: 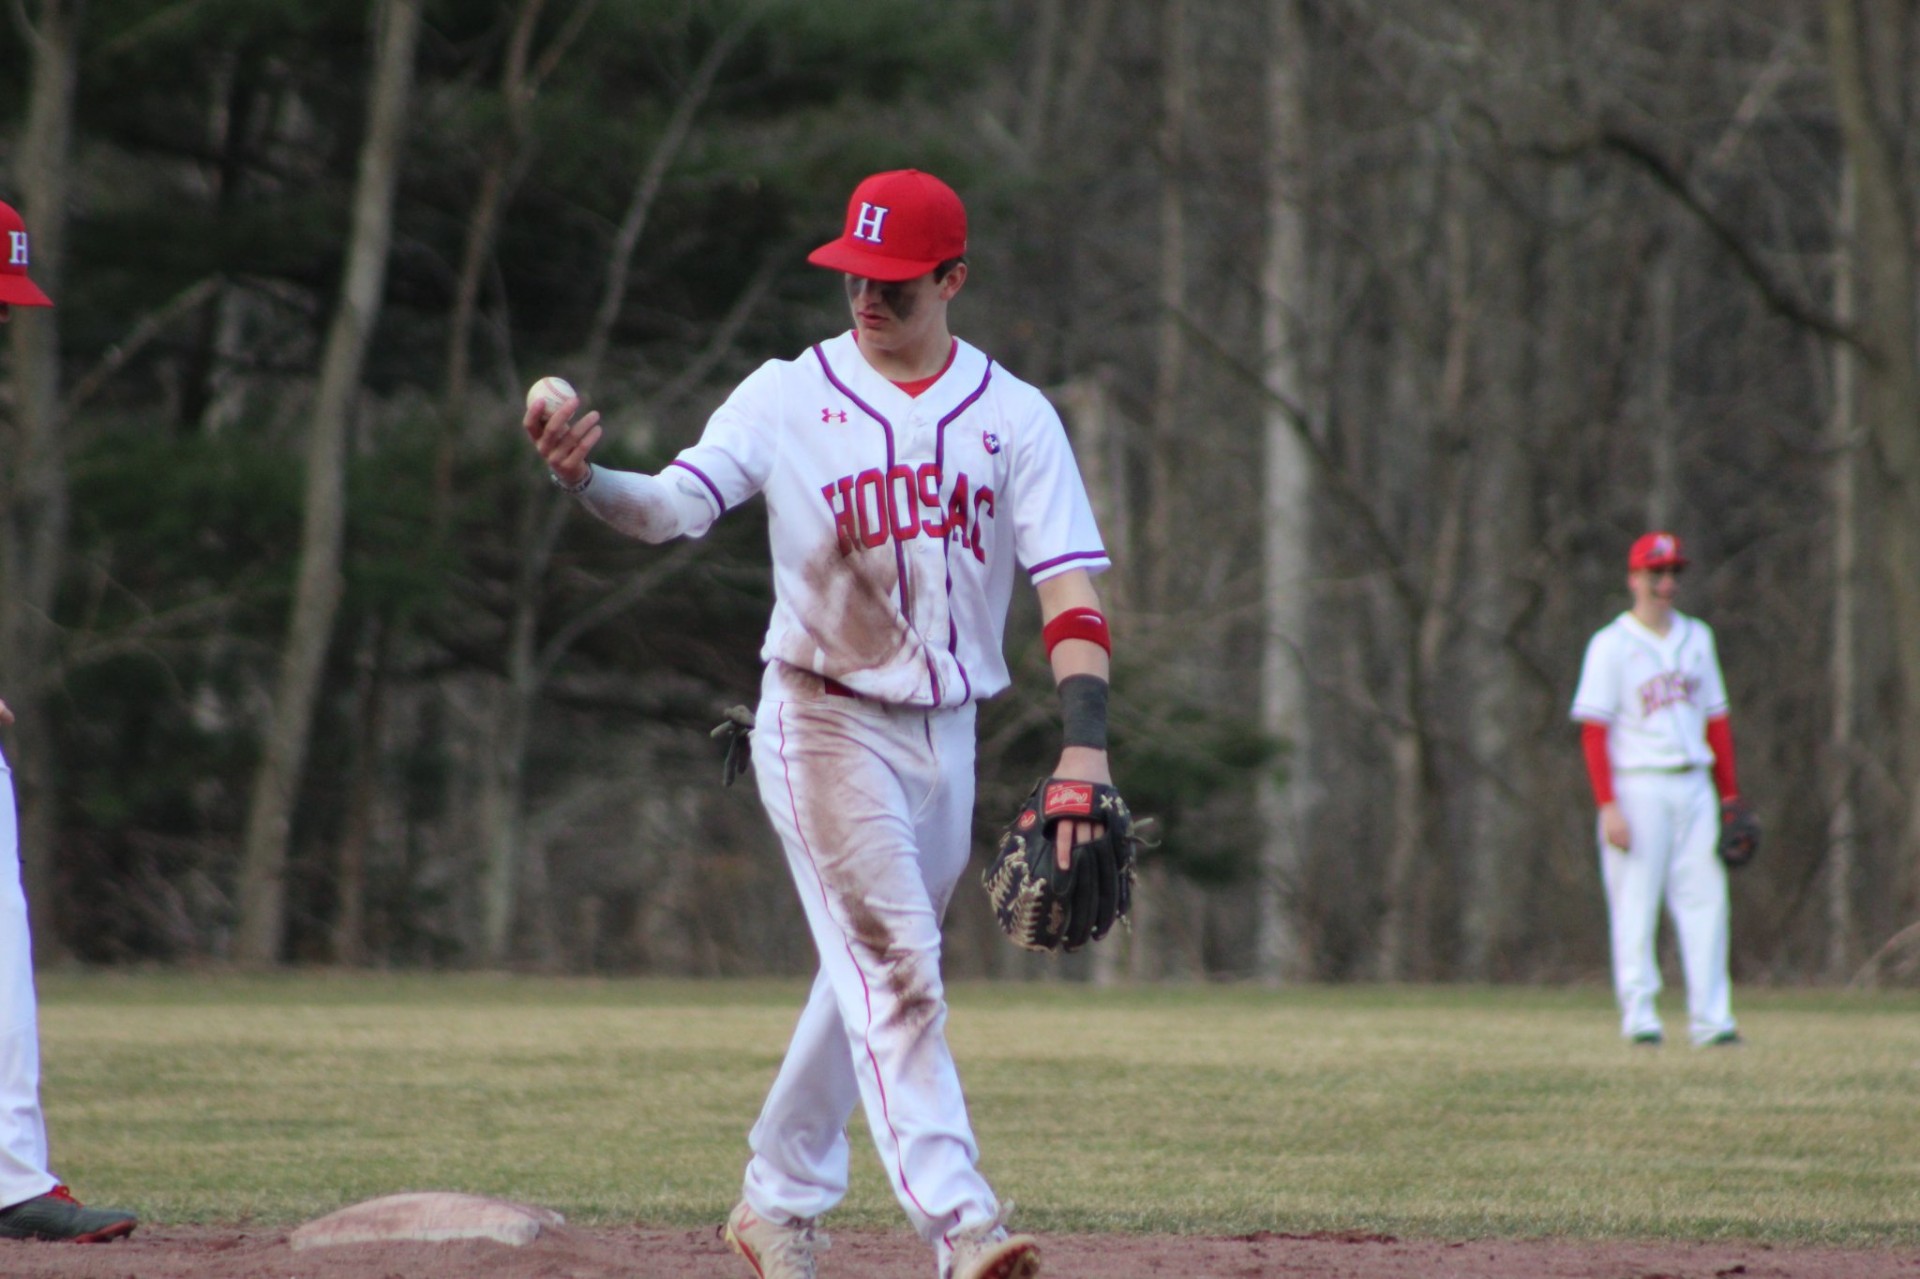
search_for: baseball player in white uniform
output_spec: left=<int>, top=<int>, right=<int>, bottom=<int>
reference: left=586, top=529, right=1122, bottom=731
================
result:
left=523, top=170, right=1116, bottom=1279
left=1571, top=532, right=1742, bottom=1048
left=0, top=203, right=139, bottom=1245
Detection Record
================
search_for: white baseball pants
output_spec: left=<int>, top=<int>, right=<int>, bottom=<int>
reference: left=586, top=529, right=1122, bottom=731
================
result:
left=0, top=746, right=58, bottom=1209
left=1599, top=767, right=1736, bottom=1045
left=741, top=663, right=999, bottom=1270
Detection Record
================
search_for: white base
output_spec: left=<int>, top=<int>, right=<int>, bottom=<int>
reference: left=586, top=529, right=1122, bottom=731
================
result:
left=289, top=1192, right=564, bottom=1251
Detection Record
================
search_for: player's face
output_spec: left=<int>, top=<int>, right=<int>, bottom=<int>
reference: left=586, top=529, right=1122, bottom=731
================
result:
left=1629, top=565, right=1681, bottom=612
left=844, top=265, right=964, bottom=352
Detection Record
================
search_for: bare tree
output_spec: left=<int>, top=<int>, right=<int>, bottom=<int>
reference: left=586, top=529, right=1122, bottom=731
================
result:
left=1825, top=161, right=1861, bottom=980
left=1824, top=0, right=1920, bottom=916
left=234, top=0, right=425, bottom=965
left=472, top=0, right=777, bottom=968
left=1255, top=0, right=1313, bottom=982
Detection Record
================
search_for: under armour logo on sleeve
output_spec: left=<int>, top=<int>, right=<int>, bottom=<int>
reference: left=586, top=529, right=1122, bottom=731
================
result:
left=7, top=231, right=25, bottom=267
left=852, top=202, right=890, bottom=244
left=821, top=407, right=848, bottom=424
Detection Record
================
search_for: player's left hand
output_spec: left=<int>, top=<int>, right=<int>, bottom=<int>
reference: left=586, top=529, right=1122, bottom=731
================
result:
left=1048, top=746, right=1111, bottom=870
left=0, top=698, right=12, bottom=727
left=983, top=774, right=1139, bottom=952
left=1718, top=797, right=1761, bottom=868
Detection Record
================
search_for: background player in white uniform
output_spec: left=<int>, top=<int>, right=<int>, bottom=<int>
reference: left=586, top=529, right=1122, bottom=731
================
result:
left=0, top=199, right=140, bottom=1243
left=523, top=170, right=1116, bottom=1279
left=1571, top=532, right=1742, bottom=1048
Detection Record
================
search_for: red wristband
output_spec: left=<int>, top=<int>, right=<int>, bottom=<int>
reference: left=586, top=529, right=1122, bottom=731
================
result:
left=1043, top=607, right=1111, bottom=657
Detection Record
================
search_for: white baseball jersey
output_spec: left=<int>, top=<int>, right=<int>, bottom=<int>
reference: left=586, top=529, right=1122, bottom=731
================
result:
left=660, top=331, right=1108, bottom=706
left=1570, top=611, right=1728, bottom=770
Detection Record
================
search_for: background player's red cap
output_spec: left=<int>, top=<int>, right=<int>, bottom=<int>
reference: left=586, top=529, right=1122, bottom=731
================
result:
left=807, top=169, right=967, bottom=282
left=0, top=200, right=53, bottom=308
left=1628, top=531, right=1688, bottom=571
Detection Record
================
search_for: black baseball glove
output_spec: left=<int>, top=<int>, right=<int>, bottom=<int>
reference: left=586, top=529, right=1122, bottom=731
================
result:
left=982, top=777, right=1137, bottom=952
left=709, top=705, right=755, bottom=787
left=1719, top=797, right=1761, bottom=869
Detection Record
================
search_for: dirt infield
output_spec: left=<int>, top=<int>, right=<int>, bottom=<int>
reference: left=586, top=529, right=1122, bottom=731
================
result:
left=0, top=1225, right=1911, bottom=1278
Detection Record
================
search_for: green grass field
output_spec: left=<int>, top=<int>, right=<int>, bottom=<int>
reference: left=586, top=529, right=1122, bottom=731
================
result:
left=33, top=974, right=1920, bottom=1246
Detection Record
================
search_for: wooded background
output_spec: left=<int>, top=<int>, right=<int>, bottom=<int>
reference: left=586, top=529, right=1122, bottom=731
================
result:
left=3, top=0, right=1917, bottom=986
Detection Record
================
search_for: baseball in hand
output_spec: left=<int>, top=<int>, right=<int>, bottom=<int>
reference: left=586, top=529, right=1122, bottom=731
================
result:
left=526, top=375, right=577, bottom=415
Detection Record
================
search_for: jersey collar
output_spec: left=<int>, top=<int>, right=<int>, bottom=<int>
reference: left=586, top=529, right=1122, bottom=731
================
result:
left=823, top=330, right=990, bottom=420
left=1620, top=609, right=1689, bottom=651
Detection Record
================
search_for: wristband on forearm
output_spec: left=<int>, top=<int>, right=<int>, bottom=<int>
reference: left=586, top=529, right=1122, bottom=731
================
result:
left=1058, top=674, right=1109, bottom=750
left=1043, top=606, right=1112, bottom=657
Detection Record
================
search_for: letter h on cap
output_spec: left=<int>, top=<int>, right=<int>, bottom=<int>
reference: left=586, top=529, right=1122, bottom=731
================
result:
left=8, top=231, right=25, bottom=267
left=852, top=202, right=890, bottom=244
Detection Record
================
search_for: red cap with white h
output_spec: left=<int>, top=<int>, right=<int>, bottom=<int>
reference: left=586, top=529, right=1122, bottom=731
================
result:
left=1628, top=531, right=1688, bottom=571
left=807, top=170, right=967, bottom=282
left=0, top=200, right=53, bottom=308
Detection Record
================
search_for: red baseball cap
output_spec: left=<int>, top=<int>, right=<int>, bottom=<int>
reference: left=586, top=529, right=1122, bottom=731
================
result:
left=807, top=169, right=967, bottom=282
left=0, top=201, right=53, bottom=308
left=1628, top=531, right=1688, bottom=571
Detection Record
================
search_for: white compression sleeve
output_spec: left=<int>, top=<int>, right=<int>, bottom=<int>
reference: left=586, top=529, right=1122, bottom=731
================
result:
left=573, top=466, right=718, bottom=542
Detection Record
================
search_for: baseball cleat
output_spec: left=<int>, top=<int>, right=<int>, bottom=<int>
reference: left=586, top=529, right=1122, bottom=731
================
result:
left=724, top=1200, right=829, bottom=1279
left=946, top=1211, right=1040, bottom=1279
left=1630, top=1031, right=1663, bottom=1047
left=0, top=1186, right=137, bottom=1242
left=1705, top=1030, right=1744, bottom=1047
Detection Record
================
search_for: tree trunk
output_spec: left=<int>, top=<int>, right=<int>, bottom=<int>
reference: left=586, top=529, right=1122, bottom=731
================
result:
left=1378, top=164, right=1472, bottom=983
left=1825, top=161, right=1861, bottom=981
left=479, top=490, right=567, bottom=966
left=0, top=0, right=83, bottom=966
left=1824, top=0, right=1920, bottom=916
left=1459, top=198, right=1533, bottom=981
left=233, top=0, right=424, bottom=965
left=331, top=616, right=388, bottom=966
left=1144, top=0, right=1188, bottom=613
left=1643, top=236, right=1680, bottom=530
left=1255, top=0, right=1312, bottom=983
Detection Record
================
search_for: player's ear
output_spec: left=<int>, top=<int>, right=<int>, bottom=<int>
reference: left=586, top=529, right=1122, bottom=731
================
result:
left=936, top=260, right=967, bottom=301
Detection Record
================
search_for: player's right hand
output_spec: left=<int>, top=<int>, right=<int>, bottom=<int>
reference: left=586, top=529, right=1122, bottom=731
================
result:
left=0, top=698, right=13, bottom=727
left=1600, top=802, right=1631, bottom=852
left=523, top=393, right=602, bottom=487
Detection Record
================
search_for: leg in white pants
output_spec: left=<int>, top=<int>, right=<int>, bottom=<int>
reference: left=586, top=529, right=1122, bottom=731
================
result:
left=741, top=668, right=995, bottom=1268
left=1600, top=770, right=1736, bottom=1044
left=0, top=746, right=57, bottom=1209
left=1665, top=775, right=1736, bottom=1045
left=1600, top=775, right=1669, bottom=1041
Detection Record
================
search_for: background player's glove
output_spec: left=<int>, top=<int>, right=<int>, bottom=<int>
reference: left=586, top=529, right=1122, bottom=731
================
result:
left=982, top=777, right=1137, bottom=953
left=1718, top=797, right=1761, bottom=869
left=709, top=705, right=755, bottom=787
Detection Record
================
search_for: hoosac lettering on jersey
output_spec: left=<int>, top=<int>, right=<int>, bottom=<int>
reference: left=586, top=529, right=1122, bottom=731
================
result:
left=1637, top=671, right=1700, bottom=717
left=820, top=465, right=995, bottom=563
